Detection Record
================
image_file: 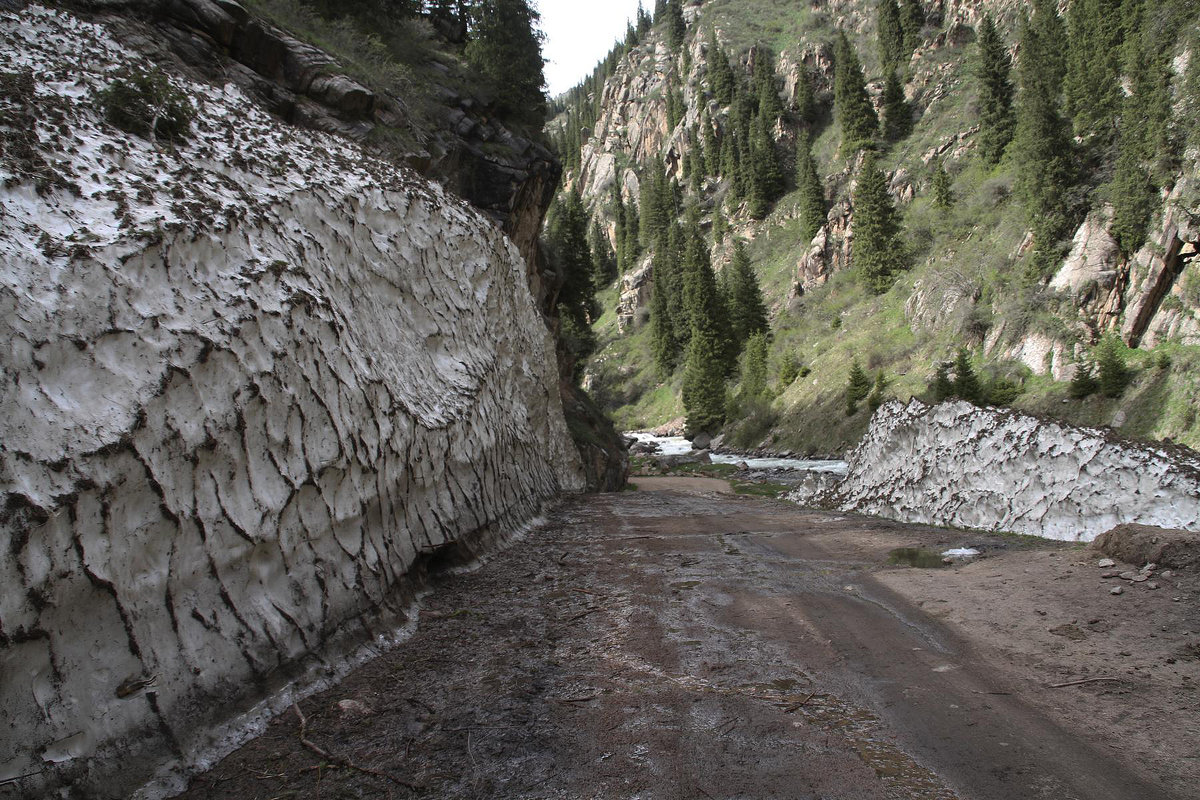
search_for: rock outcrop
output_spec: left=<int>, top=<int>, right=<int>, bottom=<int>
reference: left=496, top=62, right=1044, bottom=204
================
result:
left=0, top=6, right=583, bottom=798
left=795, top=400, right=1200, bottom=541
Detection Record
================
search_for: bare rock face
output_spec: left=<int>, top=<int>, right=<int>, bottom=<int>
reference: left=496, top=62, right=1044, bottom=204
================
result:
left=616, top=256, right=654, bottom=332
left=803, top=399, right=1200, bottom=541
left=0, top=7, right=582, bottom=798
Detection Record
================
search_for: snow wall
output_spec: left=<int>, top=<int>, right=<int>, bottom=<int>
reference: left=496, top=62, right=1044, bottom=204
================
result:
left=799, top=399, right=1200, bottom=541
left=0, top=6, right=583, bottom=797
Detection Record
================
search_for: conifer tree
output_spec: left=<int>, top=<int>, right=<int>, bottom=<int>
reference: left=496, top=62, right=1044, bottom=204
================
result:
left=707, top=31, right=735, bottom=106
left=834, top=30, right=879, bottom=154
left=845, top=359, right=872, bottom=416
left=952, top=348, right=983, bottom=404
left=712, top=205, right=729, bottom=244
left=1068, top=360, right=1099, bottom=399
left=975, top=13, right=1014, bottom=165
left=739, top=332, right=770, bottom=400
left=880, top=69, right=913, bottom=142
left=681, top=226, right=734, bottom=433
left=877, top=0, right=906, bottom=73
left=665, top=0, right=686, bottom=51
left=548, top=188, right=598, bottom=379
left=611, top=183, right=627, bottom=273
left=466, top=0, right=547, bottom=129
left=867, top=371, right=888, bottom=413
left=727, top=240, right=770, bottom=349
left=931, top=160, right=952, bottom=209
left=930, top=361, right=955, bottom=401
left=794, top=67, right=817, bottom=124
left=702, top=111, right=719, bottom=174
left=1063, top=0, right=1124, bottom=141
left=753, top=47, right=784, bottom=123
left=748, top=115, right=783, bottom=219
left=650, top=254, right=679, bottom=375
left=1095, top=335, right=1130, bottom=398
left=624, top=198, right=641, bottom=269
left=900, top=0, right=924, bottom=55
left=796, top=133, right=826, bottom=244
left=852, top=152, right=906, bottom=293
left=590, top=220, right=617, bottom=285
left=1012, top=2, right=1075, bottom=278
left=641, top=158, right=671, bottom=247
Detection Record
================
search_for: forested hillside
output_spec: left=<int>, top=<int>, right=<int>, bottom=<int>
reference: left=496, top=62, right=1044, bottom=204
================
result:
left=546, top=0, right=1200, bottom=455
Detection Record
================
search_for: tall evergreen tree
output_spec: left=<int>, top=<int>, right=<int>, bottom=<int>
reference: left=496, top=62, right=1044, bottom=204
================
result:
left=547, top=188, right=598, bottom=380
left=739, top=332, right=770, bottom=400
left=753, top=46, right=784, bottom=123
left=1012, top=1, right=1075, bottom=277
left=975, top=13, right=1014, bottom=165
left=707, top=30, right=735, bottom=106
left=879, top=69, right=913, bottom=142
left=794, top=67, right=817, bottom=124
left=796, top=132, right=826, bottom=244
left=623, top=198, right=642, bottom=269
left=611, top=183, right=628, bottom=273
left=877, top=0, right=906, bottom=73
left=665, top=0, right=686, bottom=51
left=952, top=348, right=983, bottom=404
left=845, top=359, right=872, bottom=416
left=650, top=246, right=680, bottom=375
left=465, top=0, right=547, bottom=129
left=834, top=30, right=879, bottom=154
left=590, top=220, right=617, bottom=285
left=748, top=115, right=783, bottom=219
left=727, top=239, right=770, bottom=349
left=931, top=159, right=953, bottom=208
left=852, top=152, right=906, bottom=293
left=1063, top=0, right=1125, bottom=141
left=681, top=223, right=734, bottom=433
left=900, top=0, right=925, bottom=55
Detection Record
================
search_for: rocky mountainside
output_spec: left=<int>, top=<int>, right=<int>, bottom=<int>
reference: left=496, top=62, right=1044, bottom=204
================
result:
left=555, top=0, right=1200, bottom=453
left=0, top=3, right=592, bottom=797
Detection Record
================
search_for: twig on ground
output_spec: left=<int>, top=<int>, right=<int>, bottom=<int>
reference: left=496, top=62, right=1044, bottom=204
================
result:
left=1048, top=677, right=1123, bottom=689
left=555, top=694, right=600, bottom=704
left=292, top=702, right=418, bottom=791
left=566, top=607, right=600, bottom=623
left=783, top=692, right=821, bottom=713
left=971, top=690, right=1012, bottom=696
left=0, top=771, right=42, bottom=788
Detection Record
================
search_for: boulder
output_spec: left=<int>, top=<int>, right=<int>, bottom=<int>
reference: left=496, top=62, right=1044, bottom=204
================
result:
left=1091, top=524, right=1200, bottom=571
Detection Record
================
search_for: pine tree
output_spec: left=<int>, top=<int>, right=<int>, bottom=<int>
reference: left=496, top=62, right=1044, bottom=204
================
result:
left=930, top=361, right=955, bottom=401
left=796, top=133, right=826, bottom=244
left=547, top=188, right=598, bottom=380
left=834, top=30, right=879, bottom=154
left=590, top=220, right=617, bottom=285
left=1095, top=335, right=1131, bottom=397
left=1068, top=360, right=1099, bottom=399
left=794, top=67, right=817, bottom=124
left=748, top=115, right=783, bottom=219
left=900, top=0, right=924, bottom=55
left=753, top=47, right=784, bottom=123
left=611, top=182, right=627, bottom=273
left=952, top=348, right=983, bottom=404
left=1063, top=0, right=1125, bottom=142
left=1012, top=1, right=1075, bottom=278
left=707, top=31, right=735, bottom=106
left=665, top=0, right=686, bottom=51
left=624, top=198, right=641, bottom=269
left=1108, top=131, right=1155, bottom=257
left=702, top=111, right=719, bottom=174
left=975, top=13, right=1015, bottom=165
left=877, top=0, right=906, bottom=73
left=846, top=359, right=872, bottom=416
left=739, top=332, right=770, bottom=400
left=465, top=0, right=547, bottom=129
left=727, top=239, right=770, bottom=349
left=651, top=253, right=679, bottom=375
left=852, top=152, right=906, bottom=294
left=879, top=69, right=913, bottom=142
left=681, top=225, right=733, bottom=433
left=931, top=160, right=952, bottom=208
left=867, top=371, right=888, bottom=413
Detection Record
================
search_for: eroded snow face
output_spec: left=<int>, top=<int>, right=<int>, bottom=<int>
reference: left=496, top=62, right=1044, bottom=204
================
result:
left=0, top=5, right=582, bottom=797
left=815, top=399, right=1200, bottom=542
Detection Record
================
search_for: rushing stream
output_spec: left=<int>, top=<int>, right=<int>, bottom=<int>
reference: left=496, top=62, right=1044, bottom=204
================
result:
left=626, top=432, right=849, bottom=475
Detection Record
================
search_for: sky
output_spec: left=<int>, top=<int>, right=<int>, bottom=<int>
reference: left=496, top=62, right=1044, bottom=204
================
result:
left=537, top=0, right=645, bottom=97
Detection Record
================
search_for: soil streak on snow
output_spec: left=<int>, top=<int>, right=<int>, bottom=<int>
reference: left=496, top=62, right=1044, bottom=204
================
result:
left=178, top=488, right=1198, bottom=799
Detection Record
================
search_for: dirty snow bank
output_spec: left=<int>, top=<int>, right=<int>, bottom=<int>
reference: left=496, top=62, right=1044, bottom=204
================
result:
left=0, top=5, right=582, bottom=798
left=790, top=399, right=1200, bottom=541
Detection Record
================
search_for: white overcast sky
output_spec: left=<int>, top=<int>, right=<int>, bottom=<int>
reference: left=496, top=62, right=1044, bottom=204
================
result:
left=538, top=0, right=645, bottom=96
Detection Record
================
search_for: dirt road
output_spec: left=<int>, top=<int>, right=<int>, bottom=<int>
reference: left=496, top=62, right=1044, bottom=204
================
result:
left=178, top=488, right=1198, bottom=799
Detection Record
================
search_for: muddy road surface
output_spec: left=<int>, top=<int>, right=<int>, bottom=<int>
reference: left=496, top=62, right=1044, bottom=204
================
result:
left=179, top=487, right=1198, bottom=800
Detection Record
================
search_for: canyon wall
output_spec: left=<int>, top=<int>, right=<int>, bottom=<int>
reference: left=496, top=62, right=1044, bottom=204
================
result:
left=0, top=5, right=583, bottom=798
left=799, top=399, right=1200, bottom=541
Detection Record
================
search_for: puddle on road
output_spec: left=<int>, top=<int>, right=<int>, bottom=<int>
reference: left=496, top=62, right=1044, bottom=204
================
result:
left=888, top=548, right=948, bottom=568
left=670, top=580, right=701, bottom=590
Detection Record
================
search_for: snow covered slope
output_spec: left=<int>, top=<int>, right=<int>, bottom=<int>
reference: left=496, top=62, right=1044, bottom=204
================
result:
left=0, top=5, right=583, bottom=797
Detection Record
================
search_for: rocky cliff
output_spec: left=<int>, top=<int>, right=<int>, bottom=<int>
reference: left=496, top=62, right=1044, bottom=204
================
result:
left=801, top=399, right=1200, bottom=541
left=0, top=5, right=584, bottom=797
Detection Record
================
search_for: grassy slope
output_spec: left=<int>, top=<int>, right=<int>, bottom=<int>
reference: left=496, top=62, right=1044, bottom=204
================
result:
left=585, top=1, right=1200, bottom=453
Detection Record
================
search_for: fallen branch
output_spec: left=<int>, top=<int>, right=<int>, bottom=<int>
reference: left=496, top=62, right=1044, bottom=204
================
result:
left=555, top=694, right=600, bottom=704
left=566, top=607, right=600, bottom=623
left=971, top=690, right=1012, bottom=696
left=292, top=702, right=418, bottom=791
left=783, top=693, right=821, bottom=713
left=1048, top=677, right=1123, bottom=689
left=0, top=771, right=42, bottom=788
